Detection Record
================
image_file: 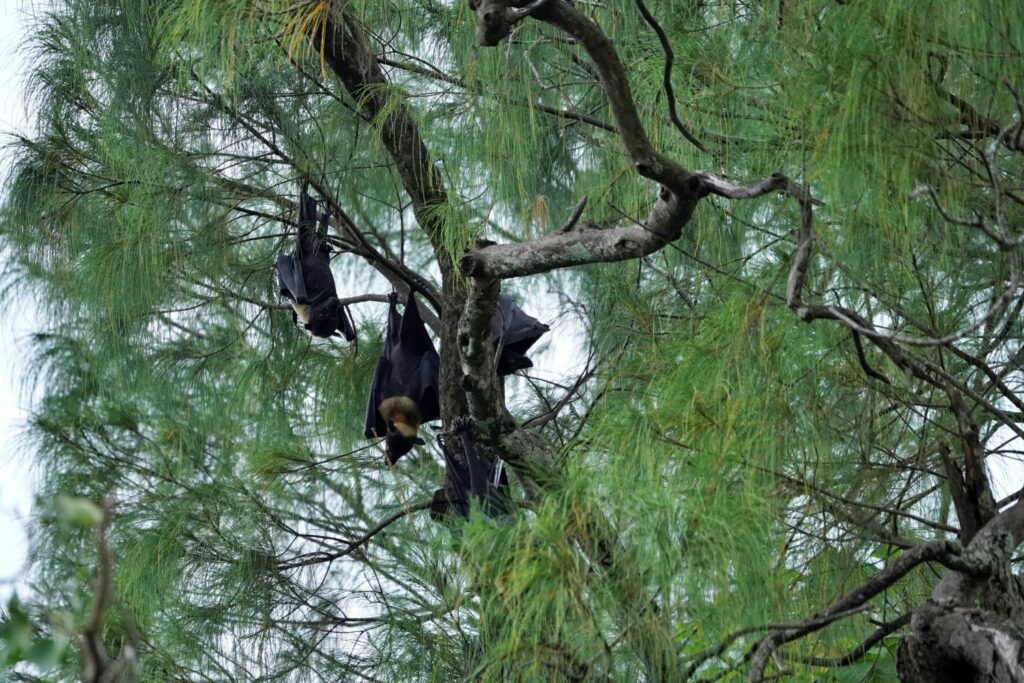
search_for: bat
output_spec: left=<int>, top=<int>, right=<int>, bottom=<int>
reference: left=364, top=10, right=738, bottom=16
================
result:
left=277, top=185, right=356, bottom=340
left=429, top=417, right=510, bottom=521
left=363, top=292, right=441, bottom=464
left=491, top=294, right=549, bottom=375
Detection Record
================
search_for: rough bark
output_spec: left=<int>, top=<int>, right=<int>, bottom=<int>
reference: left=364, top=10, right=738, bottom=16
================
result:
left=899, top=500, right=1024, bottom=683
left=460, top=186, right=698, bottom=279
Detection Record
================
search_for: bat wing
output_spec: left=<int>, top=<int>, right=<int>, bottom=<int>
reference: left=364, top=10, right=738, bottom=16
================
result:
left=276, top=253, right=309, bottom=303
left=413, top=348, right=441, bottom=424
left=460, top=426, right=511, bottom=516
left=364, top=296, right=415, bottom=440
left=364, top=292, right=441, bottom=445
left=390, top=292, right=440, bottom=423
left=335, top=306, right=357, bottom=342
left=383, top=339, right=440, bottom=426
left=398, top=291, right=436, bottom=356
left=385, top=292, right=402, bottom=349
left=491, top=295, right=550, bottom=375
left=295, top=186, right=337, bottom=302
left=435, top=424, right=510, bottom=520
left=402, top=292, right=441, bottom=424
left=299, top=185, right=317, bottom=236
left=487, top=458, right=512, bottom=516
left=363, top=355, right=390, bottom=439
left=437, top=434, right=472, bottom=519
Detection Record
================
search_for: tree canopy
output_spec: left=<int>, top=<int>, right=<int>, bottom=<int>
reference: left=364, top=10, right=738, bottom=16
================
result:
left=2, top=1, right=1023, bottom=681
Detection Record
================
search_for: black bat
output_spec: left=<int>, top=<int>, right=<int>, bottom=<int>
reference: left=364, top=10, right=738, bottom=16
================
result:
left=277, top=185, right=356, bottom=340
left=429, top=417, right=510, bottom=521
left=491, top=295, right=549, bottom=375
left=363, top=292, right=441, bottom=464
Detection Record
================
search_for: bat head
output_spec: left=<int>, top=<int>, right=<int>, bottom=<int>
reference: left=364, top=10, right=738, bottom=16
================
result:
left=306, top=297, right=344, bottom=338
left=384, top=428, right=426, bottom=465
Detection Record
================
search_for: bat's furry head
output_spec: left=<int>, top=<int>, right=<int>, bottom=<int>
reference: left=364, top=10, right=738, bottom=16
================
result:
left=379, top=396, right=421, bottom=432
left=305, top=297, right=344, bottom=338
left=380, top=396, right=424, bottom=464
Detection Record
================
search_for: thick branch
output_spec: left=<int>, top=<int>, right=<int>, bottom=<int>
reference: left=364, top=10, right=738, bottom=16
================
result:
left=313, top=5, right=468, bottom=421
left=461, top=185, right=699, bottom=278
left=747, top=540, right=975, bottom=682
left=472, top=1, right=696, bottom=192
left=457, top=276, right=506, bottom=428
left=314, top=10, right=449, bottom=255
left=932, top=499, right=1024, bottom=608
left=536, top=1, right=693, bottom=191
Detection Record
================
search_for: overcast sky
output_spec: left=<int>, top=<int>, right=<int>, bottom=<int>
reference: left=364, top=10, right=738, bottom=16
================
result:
left=1, top=0, right=36, bottom=598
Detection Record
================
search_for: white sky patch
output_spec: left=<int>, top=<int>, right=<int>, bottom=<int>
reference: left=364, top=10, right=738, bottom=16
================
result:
left=0, top=0, right=37, bottom=601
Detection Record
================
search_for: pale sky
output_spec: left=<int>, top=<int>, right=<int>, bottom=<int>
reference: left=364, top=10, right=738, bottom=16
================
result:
left=0, top=0, right=36, bottom=598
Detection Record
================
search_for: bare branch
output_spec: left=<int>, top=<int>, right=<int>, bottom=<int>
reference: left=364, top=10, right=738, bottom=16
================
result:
left=557, top=196, right=589, bottom=233
left=851, top=330, right=892, bottom=384
left=788, top=184, right=1021, bottom=349
left=633, top=0, right=707, bottom=153
left=461, top=185, right=698, bottom=278
left=783, top=612, right=912, bottom=668
left=746, top=540, right=979, bottom=682
left=457, top=277, right=507, bottom=428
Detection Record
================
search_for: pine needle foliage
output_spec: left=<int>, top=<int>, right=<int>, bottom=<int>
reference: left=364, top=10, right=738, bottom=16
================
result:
left=2, top=0, right=1024, bottom=681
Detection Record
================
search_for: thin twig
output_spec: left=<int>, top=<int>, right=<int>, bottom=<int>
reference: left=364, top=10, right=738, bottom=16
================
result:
left=279, top=501, right=433, bottom=570
left=633, top=0, right=708, bottom=153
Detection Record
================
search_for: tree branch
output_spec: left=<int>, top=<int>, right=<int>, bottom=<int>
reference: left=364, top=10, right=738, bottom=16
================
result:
left=633, top=0, right=707, bottom=153
left=460, top=186, right=699, bottom=278
left=313, top=4, right=469, bottom=421
left=747, top=540, right=976, bottom=682
left=783, top=612, right=912, bottom=668
left=279, top=501, right=433, bottom=570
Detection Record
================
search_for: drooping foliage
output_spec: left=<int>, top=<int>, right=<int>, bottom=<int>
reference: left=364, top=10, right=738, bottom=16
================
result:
left=2, top=1, right=1023, bottom=681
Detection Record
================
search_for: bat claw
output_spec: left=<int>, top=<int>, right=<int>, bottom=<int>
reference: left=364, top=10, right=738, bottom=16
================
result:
left=451, top=415, right=473, bottom=434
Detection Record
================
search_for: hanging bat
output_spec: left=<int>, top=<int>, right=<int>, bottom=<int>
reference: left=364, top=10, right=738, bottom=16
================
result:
left=363, top=292, right=441, bottom=464
left=429, top=417, right=509, bottom=521
left=491, top=294, right=549, bottom=375
left=277, top=185, right=356, bottom=340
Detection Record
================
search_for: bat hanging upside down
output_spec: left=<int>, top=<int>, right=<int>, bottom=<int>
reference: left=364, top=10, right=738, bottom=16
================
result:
left=429, top=417, right=510, bottom=521
left=363, top=291, right=550, bottom=463
left=276, top=184, right=356, bottom=340
left=364, top=292, right=441, bottom=463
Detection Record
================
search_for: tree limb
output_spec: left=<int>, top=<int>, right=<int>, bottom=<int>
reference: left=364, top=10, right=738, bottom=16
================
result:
left=633, top=0, right=707, bottom=153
